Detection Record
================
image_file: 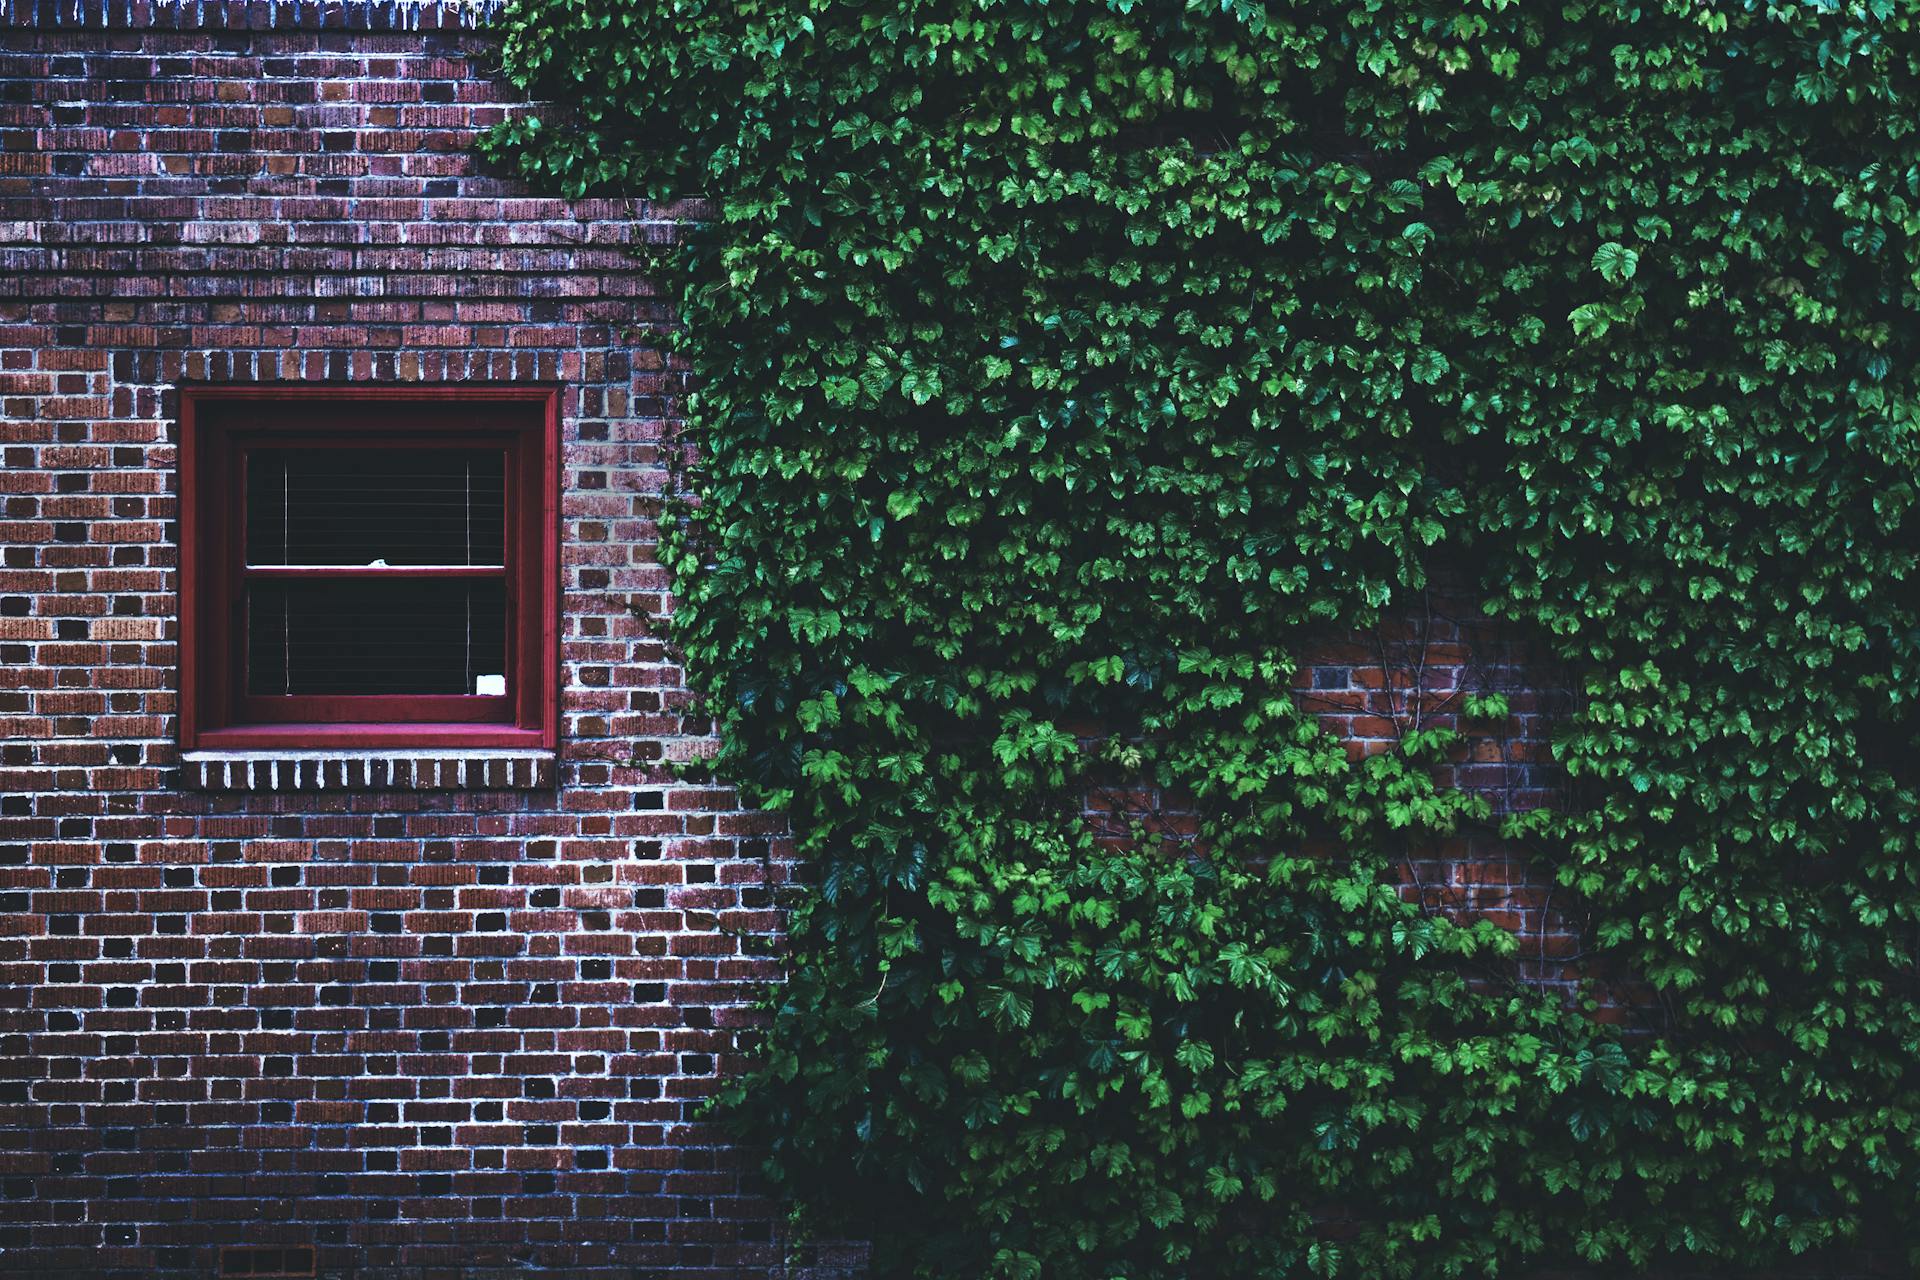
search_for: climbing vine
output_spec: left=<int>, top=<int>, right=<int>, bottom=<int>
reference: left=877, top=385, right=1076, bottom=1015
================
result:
left=485, top=2, right=1920, bottom=1275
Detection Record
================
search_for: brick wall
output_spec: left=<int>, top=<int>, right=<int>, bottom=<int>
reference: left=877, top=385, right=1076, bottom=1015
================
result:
left=0, top=3, right=863, bottom=1276
left=0, top=2, right=1788, bottom=1278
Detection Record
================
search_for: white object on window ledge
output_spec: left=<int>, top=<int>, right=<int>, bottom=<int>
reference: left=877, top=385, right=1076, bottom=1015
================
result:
left=475, top=674, right=506, bottom=696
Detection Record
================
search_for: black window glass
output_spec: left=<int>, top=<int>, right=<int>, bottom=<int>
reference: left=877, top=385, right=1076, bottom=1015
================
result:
left=246, top=577, right=508, bottom=697
left=246, top=448, right=506, bottom=567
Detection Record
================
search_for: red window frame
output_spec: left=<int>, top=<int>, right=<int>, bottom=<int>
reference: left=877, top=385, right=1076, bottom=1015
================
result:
left=179, top=386, right=559, bottom=750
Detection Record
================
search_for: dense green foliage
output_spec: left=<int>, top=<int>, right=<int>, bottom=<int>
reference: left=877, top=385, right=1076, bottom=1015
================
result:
left=486, top=2, right=1920, bottom=1274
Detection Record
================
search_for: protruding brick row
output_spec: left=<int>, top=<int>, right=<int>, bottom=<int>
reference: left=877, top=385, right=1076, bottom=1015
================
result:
left=177, top=750, right=562, bottom=792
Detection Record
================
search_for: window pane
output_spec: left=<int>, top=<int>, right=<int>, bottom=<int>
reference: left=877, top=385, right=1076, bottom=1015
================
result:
left=247, top=578, right=508, bottom=697
left=246, top=448, right=506, bottom=566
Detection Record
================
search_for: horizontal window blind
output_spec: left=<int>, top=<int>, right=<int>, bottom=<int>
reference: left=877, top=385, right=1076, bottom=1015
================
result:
left=245, top=448, right=506, bottom=567
left=246, top=577, right=507, bottom=697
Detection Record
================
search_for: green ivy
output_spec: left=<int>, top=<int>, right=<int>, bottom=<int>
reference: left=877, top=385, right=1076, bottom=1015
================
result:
left=484, top=1, right=1920, bottom=1274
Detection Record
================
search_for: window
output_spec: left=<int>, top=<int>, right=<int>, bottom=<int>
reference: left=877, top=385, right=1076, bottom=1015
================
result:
left=179, top=387, right=558, bottom=749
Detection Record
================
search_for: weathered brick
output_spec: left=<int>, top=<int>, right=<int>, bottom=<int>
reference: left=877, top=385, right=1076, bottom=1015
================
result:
left=0, top=7, right=811, bottom=1279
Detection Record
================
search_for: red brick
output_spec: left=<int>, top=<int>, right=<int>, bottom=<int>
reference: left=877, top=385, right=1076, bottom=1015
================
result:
left=0, top=9, right=817, bottom=1278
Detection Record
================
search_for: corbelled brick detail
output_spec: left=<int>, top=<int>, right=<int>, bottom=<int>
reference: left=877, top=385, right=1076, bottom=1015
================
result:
left=5, top=0, right=508, bottom=30
left=178, top=750, right=560, bottom=792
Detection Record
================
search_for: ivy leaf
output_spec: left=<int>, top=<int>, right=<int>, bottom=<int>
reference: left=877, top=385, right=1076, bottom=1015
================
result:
left=1591, top=240, right=1640, bottom=284
left=1568, top=302, right=1613, bottom=340
left=1174, top=1039, right=1216, bottom=1074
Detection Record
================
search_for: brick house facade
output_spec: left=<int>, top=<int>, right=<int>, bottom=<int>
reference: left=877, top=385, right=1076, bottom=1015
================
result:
left=0, top=2, right=863, bottom=1275
left=0, top=2, right=1715, bottom=1278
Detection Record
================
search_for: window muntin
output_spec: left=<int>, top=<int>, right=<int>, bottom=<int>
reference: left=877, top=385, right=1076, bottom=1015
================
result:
left=180, top=389, right=558, bottom=750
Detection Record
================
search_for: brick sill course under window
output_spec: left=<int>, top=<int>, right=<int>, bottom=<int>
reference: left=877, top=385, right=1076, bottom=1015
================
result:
left=180, top=748, right=557, bottom=793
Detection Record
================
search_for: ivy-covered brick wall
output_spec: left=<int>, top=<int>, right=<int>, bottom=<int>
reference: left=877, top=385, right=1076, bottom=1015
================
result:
left=0, top=5, right=1580, bottom=1258
left=482, top=2, right=1920, bottom=1278
left=10, top=0, right=1915, bottom=1278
